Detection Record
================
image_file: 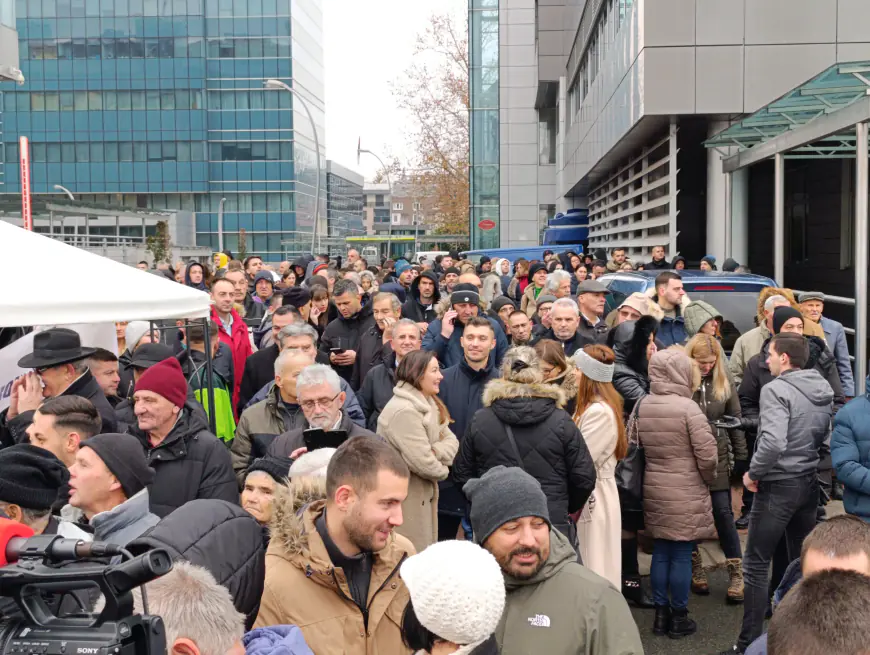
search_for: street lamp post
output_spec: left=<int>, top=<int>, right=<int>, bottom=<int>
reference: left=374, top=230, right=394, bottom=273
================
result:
left=264, top=79, right=321, bottom=253
left=357, top=140, right=393, bottom=260
left=217, top=197, right=227, bottom=254
left=53, top=184, right=76, bottom=244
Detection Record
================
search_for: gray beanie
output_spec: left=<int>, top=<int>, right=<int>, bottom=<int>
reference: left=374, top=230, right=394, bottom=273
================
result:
left=463, top=466, right=551, bottom=545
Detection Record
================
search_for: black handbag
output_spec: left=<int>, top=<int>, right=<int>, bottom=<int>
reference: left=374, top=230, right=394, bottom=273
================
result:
left=615, top=399, right=645, bottom=501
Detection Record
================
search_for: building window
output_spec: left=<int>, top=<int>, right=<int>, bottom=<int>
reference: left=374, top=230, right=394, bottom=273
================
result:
left=392, top=213, right=402, bottom=224
left=539, top=107, right=557, bottom=165
left=393, top=202, right=403, bottom=211
left=413, top=201, right=421, bottom=210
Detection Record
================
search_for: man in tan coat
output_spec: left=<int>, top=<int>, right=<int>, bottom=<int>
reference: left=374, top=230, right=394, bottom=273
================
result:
left=254, top=436, right=415, bottom=655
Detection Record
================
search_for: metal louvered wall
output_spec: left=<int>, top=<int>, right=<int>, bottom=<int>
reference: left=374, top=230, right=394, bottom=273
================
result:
left=586, top=122, right=679, bottom=260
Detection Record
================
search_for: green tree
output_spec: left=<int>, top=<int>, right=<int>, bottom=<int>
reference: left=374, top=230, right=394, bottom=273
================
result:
left=145, top=220, right=171, bottom=264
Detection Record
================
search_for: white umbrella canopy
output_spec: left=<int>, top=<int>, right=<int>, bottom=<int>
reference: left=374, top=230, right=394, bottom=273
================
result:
left=0, top=221, right=211, bottom=327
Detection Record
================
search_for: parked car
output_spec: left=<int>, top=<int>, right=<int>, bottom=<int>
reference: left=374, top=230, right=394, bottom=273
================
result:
left=598, top=270, right=777, bottom=353
left=461, top=245, right=584, bottom=265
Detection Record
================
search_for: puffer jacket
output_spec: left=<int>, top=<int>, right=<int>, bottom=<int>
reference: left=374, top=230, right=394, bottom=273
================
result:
left=127, top=499, right=265, bottom=630
left=453, top=378, right=596, bottom=539
left=496, top=528, right=644, bottom=655
left=319, top=303, right=376, bottom=384
left=832, top=387, right=870, bottom=521
left=232, top=384, right=307, bottom=486
left=693, top=375, right=747, bottom=491
left=750, top=368, right=834, bottom=483
left=683, top=300, right=722, bottom=338
left=127, top=409, right=239, bottom=517
left=243, top=626, right=314, bottom=655
left=254, top=498, right=414, bottom=655
left=608, top=315, right=659, bottom=416
left=638, top=349, right=718, bottom=541
left=739, top=336, right=845, bottom=432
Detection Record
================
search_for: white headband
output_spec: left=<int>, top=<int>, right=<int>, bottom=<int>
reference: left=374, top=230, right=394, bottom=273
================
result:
left=572, top=348, right=614, bottom=383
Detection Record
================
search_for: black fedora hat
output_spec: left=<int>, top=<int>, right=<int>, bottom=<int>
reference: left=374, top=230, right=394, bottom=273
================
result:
left=18, top=328, right=97, bottom=369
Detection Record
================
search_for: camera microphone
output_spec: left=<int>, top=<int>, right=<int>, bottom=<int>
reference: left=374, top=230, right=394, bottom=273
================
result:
left=0, top=518, right=125, bottom=566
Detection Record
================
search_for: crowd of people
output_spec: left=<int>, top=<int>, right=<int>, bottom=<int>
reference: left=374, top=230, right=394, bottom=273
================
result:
left=1, top=244, right=869, bottom=655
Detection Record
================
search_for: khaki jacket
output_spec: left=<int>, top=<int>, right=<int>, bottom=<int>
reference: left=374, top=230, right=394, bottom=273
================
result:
left=254, top=498, right=414, bottom=655
left=521, top=283, right=540, bottom=317
left=377, top=382, right=459, bottom=551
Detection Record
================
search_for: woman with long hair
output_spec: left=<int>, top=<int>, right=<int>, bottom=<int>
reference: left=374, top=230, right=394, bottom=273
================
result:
left=534, top=339, right=578, bottom=415
left=377, top=350, right=459, bottom=551
left=571, top=345, right=627, bottom=588
left=506, top=258, right=529, bottom=303
left=684, top=333, right=747, bottom=605
left=308, top=284, right=330, bottom=336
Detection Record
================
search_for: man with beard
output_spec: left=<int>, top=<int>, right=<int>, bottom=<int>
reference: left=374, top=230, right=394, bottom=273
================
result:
left=267, top=364, right=379, bottom=458
left=254, top=436, right=413, bottom=654
left=358, top=319, right=422, bottom=430
left=402, top=270, right=441, bottom=330
left=463, top=466, right=643, bottom=655
left=440, top=266, right=460, bottom=295
left=320, top=279, right=375, bottom=385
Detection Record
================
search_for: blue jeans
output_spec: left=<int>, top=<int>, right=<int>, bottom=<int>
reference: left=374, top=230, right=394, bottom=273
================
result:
left=651, top=539, right=695, bottom=610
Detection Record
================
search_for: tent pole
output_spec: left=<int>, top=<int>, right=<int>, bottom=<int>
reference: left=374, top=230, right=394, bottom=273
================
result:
left=774, top=153, right=785, bottom=286
left=202, top=318, right=218, bottom=436
left=855, top=122, right=868, bottom=396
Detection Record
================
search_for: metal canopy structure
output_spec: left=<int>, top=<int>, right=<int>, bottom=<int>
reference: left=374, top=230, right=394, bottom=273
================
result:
left=705, top=60, right=870, bottom=394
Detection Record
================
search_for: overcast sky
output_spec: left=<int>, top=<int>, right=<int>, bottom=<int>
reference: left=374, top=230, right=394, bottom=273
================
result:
left=322, top=0, right=465, bottom=181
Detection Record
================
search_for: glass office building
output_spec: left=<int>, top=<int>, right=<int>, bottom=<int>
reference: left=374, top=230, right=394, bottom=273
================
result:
left=468, top=0, right=499, bottom=249
left=1, top=0, right=324, bottom=261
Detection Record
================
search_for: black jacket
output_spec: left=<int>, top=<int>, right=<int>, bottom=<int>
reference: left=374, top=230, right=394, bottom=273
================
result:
left=401, top=271, right=441, bottom=324
left=319, top=304, right=376, bottom=384
left=118, top=348, right=136, bottom=399
left=358, top=353, right=398, bottom=431
left=438, top=358, right=499, bottom=442
left=127, top=499, right=265, bottom=630
left=127, top=409, right=238, bottom=517
left=267, top=411, right=380, bottom=458
left=1, top=370, right=118, bottom=447
left=608, top=315, right=659, bottom=417
left=238, top=343, right=280, bottom=414
left=115, top=387, right=208, bottom=433
left=739, top=335, right=845, bottom=432
left=530, top=317, right=608, bottom=357
left=453, top=378, right=596, bottom=538
left=645, top=258, right=671, bottom=270
left=350, top=322, right=391, bottom=391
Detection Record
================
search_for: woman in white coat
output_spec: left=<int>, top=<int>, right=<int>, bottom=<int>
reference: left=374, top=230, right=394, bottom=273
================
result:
left=571, top=344, right=627, bottom=588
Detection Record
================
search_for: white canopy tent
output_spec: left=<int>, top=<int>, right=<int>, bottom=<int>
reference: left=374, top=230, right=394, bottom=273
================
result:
left=0, top=221, right=211, bottom=327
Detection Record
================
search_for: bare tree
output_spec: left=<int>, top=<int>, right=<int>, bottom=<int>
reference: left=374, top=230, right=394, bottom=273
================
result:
left=392, top=12, right=469, bottom=235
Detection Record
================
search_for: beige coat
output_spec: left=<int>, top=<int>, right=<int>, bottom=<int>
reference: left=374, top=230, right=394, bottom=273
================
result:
left=377, top=382, right=459, bottom=551
left=575, top=401, right=622, bottom=588
left=638, top=348, right=718, bottom=542
left=520, top=283, right=540, bottom=317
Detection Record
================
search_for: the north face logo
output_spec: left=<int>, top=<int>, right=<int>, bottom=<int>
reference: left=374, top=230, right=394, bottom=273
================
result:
left=527, top=614, right=551, bottom=628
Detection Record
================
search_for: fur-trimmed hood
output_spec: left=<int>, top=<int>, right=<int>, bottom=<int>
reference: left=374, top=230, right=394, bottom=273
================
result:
left=268, top=483, right=328, bottom=560
left=609, top=314, right=660, bottom=375
left=756, top=286, right=826, bottom=339
left=483, top=378, right=567, bottom=427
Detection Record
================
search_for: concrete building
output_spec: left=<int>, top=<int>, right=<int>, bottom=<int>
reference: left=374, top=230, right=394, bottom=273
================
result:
left=2, top=0, right=324, bottom=262
left=471, top=0, right=870, bottom=270
left=362, top=177, right=436, bottom=236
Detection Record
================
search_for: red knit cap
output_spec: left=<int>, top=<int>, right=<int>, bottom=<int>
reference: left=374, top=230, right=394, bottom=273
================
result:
left=134, top=357, right=187, bottom=408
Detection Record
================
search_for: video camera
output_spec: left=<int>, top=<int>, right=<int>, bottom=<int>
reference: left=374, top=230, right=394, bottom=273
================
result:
left=0, top=522, right=172, bottom=655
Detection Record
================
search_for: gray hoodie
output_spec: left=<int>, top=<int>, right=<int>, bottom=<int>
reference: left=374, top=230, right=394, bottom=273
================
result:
left=750, top=368, right=834, bottom=482
left=90, top=489, right=160, bottom=547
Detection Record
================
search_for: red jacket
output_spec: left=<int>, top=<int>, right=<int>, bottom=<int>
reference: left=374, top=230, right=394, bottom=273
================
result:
left=210, top=305, right=252, bottom=410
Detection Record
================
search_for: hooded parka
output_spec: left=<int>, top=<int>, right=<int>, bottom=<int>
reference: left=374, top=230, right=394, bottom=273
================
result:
left=637, top=349, right=718, bottom=542
left=127, top=409, right=239, bottom=517
left=453, top=378, right=596, bottom=540
left=377, top=382, right=459, bottom=551
left=254, top=498, right=414, bottom=655
left=401, top=270, right=441, bottom=324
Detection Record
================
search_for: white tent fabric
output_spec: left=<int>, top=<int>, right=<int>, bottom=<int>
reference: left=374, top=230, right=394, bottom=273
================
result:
left=0, top=221, right=211, bottom=327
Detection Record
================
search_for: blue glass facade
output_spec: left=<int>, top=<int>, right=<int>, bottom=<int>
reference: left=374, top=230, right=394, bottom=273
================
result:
left=1, top=0, right=325, bottom=261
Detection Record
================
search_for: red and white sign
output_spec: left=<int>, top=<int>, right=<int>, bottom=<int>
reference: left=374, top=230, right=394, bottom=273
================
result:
left=478, top=219, right=496, bottom=231
left=19, top=136, right=32, bottom=231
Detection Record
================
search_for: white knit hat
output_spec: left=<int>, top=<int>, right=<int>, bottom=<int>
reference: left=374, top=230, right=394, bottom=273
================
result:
left=288, top=447, right=336, bottom=479
left=124, top=321, right=151, bottom=350
left=400, top=540, right=505, bottom=654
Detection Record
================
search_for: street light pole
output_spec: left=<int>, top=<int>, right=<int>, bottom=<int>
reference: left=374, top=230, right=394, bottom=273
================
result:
left=217, top=196, right=226, bottom=254
left=357, top=141, right=393, bottom=260
left=53, top=184, right=76, bottom=244
left=264, top=79, right=321, bottom=253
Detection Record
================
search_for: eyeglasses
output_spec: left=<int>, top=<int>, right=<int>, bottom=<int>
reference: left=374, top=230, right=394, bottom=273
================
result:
left=299, top=392, right=341, bottom=412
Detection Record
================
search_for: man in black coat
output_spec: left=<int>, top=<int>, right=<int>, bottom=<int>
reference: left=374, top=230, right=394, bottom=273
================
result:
left=531, top=296, right=608, bottom=356
left=268, top=363, right=379, bottom=458
left=402, top=270, right=441, bottom=327
left=237, top=306, right=299, bottom=413
left=128, top=499, right=265, bottom=630
left=126, top=356, right=238, bottom=517
left=319, top=279, right=376, bottom=385
left=1, top=328, right=118, bottom=447
left=645, top=245, right=671, bottom=270
left=350, top=291, right=400, bottom=391
left=358, top=318, right=422, bottom=430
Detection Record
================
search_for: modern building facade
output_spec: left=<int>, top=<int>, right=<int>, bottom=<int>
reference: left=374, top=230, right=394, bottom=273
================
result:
left=471, top=0, right=870, bottom=268
left=325, top=159, right=363, bottom=238
left=2, top=0, right=324, bottom=262
left=0, top=0, right=20, bottom=83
